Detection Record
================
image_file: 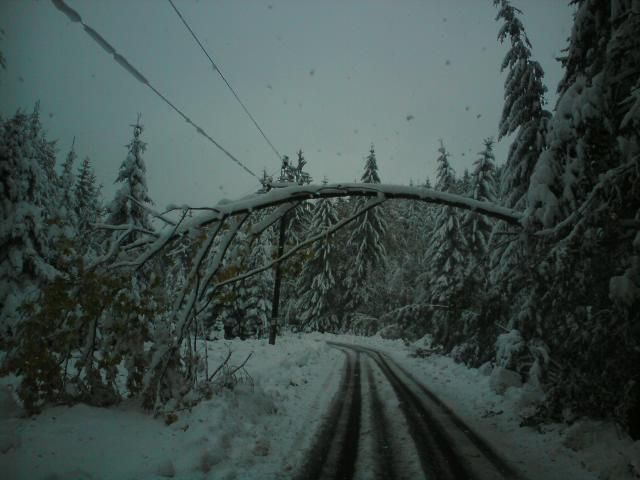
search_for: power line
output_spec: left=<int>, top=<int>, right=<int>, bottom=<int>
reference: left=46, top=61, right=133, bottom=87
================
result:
left=167, top=0, right=283, bottom=162
left=50, top=0, right=261, bottom=182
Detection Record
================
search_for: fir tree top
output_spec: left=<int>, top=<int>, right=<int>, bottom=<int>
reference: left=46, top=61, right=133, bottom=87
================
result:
left=361, top=144, right=381, bottom=184
left=107, top=116, right=153, bottom=233
left=435, top=140, right=455, bottom=192
left=494, top=0, right=547, bottom=138
left=471, top=138, right=497, bottom=203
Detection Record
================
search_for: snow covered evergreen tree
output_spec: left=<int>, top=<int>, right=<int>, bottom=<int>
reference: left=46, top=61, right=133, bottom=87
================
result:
left=106, top=116, right=152, bottom=245
left=296, top=195, right=341, bottom=332
left=59, top=139, right=77, bottom=226
left=423, top=141, right=466, bottom=306
left=74, top=156, right=102, bottom=255
left=494, top=0, right=549, bottom=210
left=285, top=150, right=313, bottom=245
left=216, top=227, right=274, bottom=339
left=489, top=0, right=550, bottom=321
left=513, top=1, right=640, bottom=432
left=343, top=145, right=387, bottom=314
left=463, top=138, right=497, bottom=261
left=0, top=107, right=59, bottom=334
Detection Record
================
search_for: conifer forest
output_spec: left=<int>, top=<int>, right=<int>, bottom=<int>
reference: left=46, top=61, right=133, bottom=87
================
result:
left=1, top=1, right=639, bottom=479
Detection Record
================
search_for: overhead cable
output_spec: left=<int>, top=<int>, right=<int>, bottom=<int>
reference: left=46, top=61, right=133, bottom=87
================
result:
left=50, top=0, right=261, bottom=182
left=167, top=0, right=283, bottom=162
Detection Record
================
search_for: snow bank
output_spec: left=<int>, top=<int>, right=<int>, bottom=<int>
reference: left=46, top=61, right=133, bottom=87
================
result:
left=0, top=334, right=343, bottom=480
left=332, top=333, right=640, bottom=480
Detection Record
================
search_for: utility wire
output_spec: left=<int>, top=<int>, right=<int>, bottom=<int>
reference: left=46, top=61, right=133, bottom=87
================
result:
left=50, top=0, right=261, bottom=182
left=168, top=0, right=283, bottom=163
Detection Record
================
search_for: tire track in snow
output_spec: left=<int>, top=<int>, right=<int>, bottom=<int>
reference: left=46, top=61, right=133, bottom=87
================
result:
left=294, top=348, right=362, bottom=480
left=296, top=341, right=526, bottom=480
left=281, top=347, right=344, bottom=475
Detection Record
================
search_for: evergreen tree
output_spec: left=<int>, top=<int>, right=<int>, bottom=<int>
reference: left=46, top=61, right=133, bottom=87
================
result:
left=246, top=231, right=274, bottom=336
left=74, top=156, right=102, bottom=256
left=60, top=139, right=78, bottom=223
left=296, top=195, right=341, bottom=332
left=106, top=116, right=152, bottom=244
left=458, top=169, right=472, bottom=196
left=424, top=140, right=466, bottom=306
left=463, top=138, right=497, bottom=260
left=513, top=0, right=640, bottom=431
left=285, top=150, right=313, bottom=244
left=0, top=107, right=59, bottom=333
left=494, top=0, right=549, bottom=210
left=344, top=145, right=387, bottom=313
left=0, top=29, right=6, bottom=70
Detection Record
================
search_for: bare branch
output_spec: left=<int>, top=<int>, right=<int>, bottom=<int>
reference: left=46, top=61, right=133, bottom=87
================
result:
left=228, top=352, right=253, bottom=377
left=208, top=348, right=233, bottom=382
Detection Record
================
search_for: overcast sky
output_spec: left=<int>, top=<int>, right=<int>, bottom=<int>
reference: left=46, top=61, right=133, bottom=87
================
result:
left=1, top=0, right=573, bottom=209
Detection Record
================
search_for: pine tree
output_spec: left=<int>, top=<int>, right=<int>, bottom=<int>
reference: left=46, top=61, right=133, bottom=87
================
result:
left=99, top=116, right=158, bottom=400
left=285, top=150, right=313, bottom=244
left=75, top=156, right=102, bottom=256
left=0, top=107, right=59, bottom=334
left=296, top=195, right=341, bottom=333
left=60, top=139, right=78, bottom=223
left=457, top=169, right=472, bottom=196
left=424, top=140, right=466, bottom=306
left=463, top=138, right=497, bottom=260
left=513, top=1, right=640, bottom=431
left=494, top=0, right=549, bottom=210
left=344, top=145, right=387, bottom=313
left=106, top=116, right=152, bottom=244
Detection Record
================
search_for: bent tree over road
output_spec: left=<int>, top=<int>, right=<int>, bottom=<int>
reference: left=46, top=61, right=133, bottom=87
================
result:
left=295, top=342, right=525, bottom=480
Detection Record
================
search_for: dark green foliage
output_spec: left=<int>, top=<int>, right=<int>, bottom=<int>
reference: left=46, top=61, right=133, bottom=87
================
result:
left=2, top=266, right=160, bottom=413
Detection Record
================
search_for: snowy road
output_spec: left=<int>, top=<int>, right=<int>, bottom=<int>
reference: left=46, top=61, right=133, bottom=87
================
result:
left=295, top=342, right=525, bottom=480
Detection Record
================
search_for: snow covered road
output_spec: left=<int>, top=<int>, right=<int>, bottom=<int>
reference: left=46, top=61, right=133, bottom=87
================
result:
left=2, top=334, right=637, bottom=479
left=295, top=341, right=524, bottom=480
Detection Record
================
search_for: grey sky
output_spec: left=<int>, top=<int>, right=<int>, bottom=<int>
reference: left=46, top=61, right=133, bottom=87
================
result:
left=1, top=0, right=573, bottom=210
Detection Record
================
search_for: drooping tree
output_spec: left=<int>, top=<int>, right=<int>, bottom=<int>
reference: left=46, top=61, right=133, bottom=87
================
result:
left=494, top=0, right=549, bottom=210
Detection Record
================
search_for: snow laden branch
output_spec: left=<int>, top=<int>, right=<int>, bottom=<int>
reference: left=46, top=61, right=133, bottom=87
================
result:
left=207, top=183, right=523, bottom=226
left=534, top=159, right=639, bottom=238
left=98, top=183, right=522, bottom=273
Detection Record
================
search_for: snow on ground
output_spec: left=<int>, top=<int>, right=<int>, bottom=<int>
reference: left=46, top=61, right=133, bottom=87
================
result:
left=1, top=332, right=639, bottom=480
left=330, top=333, right=640, bottom=480
left=0, top=333, right=343, bottom=480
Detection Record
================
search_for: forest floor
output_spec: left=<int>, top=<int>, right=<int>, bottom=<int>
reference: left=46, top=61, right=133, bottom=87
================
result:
left=1, top=332, right=638, bottom=480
